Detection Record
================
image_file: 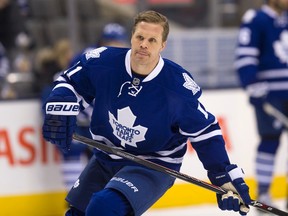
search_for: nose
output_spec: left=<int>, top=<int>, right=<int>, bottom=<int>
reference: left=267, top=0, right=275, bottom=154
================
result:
left=140, top=40, right=148, bottom=49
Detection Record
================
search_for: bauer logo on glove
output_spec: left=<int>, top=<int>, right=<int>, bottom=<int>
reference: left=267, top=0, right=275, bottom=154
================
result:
left=46, top=102, right=80, bottom=115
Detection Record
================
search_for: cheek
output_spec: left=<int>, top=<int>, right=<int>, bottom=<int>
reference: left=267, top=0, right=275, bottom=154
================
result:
left=151, top=48, right=162, bottom=58
left=131, top=38, right=138, bottom=45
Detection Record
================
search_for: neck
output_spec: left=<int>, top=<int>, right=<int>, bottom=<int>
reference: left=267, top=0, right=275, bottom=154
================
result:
left=131, top=64, right=152, bottom=76
left=131, top=57, right=160, bottom=76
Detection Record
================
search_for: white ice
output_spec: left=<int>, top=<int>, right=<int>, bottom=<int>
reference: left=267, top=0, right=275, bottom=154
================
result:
left=144, top=199, right=286, bottom=216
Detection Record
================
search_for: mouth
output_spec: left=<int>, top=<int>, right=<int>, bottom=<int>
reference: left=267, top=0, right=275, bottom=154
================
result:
left=136, top=50, right=149, bottom=57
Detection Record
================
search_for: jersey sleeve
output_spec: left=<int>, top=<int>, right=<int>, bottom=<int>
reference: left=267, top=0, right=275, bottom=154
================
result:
left=171, top=69, right=230, bottom=172
left=49, top=47, right=109, bottom=110
left=178, top=99, right=230, bottom=172
left=235, top=9, right=263, bottom=88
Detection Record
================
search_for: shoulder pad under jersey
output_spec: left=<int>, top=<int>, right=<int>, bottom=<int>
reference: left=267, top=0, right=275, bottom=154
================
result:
left=242, top=9, right=257, bottom=24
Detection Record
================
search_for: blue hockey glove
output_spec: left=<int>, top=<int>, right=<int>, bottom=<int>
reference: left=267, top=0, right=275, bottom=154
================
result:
left=42, top=95, right=80, bottom=153
left=246, top=82, right=268, bottom=107
left=249, top=96, right=266, bottom=107
left=208, top=164, right=252, bottom=215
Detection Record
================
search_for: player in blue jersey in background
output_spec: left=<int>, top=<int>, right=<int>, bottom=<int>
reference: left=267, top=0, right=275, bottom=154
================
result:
left=42, top=10, right=251, bottom=215
left=235, top=0, right=288, bottom=212
left=69, top=22, right=129, bottom=67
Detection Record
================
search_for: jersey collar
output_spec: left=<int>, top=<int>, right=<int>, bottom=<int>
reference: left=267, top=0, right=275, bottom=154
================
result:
left=262, top=5, right=281, bottom=18
left=125, top=49, right=164, bottom=82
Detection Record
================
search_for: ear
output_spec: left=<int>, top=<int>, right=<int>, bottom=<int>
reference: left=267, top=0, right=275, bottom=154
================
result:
left=160, top=41, right=166, bottom=52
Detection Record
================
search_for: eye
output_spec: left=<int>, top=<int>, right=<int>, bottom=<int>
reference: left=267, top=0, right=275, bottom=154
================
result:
left=149, top=38, right=157, bottom=43
left=136, top=35, right=144, bottom=41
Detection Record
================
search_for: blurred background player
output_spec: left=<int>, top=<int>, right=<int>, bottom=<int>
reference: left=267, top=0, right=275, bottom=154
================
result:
left=98, top=22, right=129, bottom=47
left=0, top=41, right=9, bottom=85
left=235, top=0, right=288, bottom=212
left=70, top=22, right=129, bottom=66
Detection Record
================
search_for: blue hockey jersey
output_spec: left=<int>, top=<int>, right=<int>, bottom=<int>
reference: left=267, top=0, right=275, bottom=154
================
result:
left=52, top=47, right=230, bottom=172
left=235, top=5, right=288, bottom=99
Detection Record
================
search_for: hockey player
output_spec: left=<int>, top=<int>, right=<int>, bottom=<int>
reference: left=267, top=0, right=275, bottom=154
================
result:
left=235, top=0, right=288, bottom=210
left=43, top=10, right=251, bottom=215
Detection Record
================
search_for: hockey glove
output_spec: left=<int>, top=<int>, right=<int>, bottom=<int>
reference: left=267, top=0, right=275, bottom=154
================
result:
left=208, top=164, right=251, bottom=215
left=246, top=82, right=268, bottom=107
left=42, top=95, right=80, bottom=153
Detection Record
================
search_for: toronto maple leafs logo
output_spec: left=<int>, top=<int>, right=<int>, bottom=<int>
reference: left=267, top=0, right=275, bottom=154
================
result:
left=85, top=47, right=107, bottom=60
left=108, top=107, right=148, bottom=148
left=273, top=30, right=288, bottom=64
left=182, top=73, right=200, bottom=95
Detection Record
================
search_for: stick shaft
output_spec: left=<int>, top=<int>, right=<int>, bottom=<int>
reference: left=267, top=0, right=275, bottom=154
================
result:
left=263, top=102, right=288, bottom=128
left=73, top=134, right=288, bottom=216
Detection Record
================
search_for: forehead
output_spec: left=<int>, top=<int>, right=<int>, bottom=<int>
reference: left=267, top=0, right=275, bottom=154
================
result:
left=133, top=22, right=164, bottom=38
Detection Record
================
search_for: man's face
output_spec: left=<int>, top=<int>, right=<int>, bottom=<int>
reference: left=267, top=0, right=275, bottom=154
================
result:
left=130, top=21, right=166, bottom=67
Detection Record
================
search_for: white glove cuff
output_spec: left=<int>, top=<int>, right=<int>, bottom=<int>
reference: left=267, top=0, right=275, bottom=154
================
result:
left=246, top=82, right=268, bottom=98
left=240, top=204, right=250, bottom=214
left=228, top=167, right=244, bottom=181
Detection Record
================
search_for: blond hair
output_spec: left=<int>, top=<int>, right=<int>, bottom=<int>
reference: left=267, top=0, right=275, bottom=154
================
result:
left=132, top=10, right=169, bottom=42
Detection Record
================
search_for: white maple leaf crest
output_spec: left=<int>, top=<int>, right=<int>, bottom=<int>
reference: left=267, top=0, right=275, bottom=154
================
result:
left=85, top=47, right=107, bottom=60
left=273, top=30, right=288, bottom=64
left=108, top=107, right=148, bottom=148
left=182, top=73, right=200, bottom=95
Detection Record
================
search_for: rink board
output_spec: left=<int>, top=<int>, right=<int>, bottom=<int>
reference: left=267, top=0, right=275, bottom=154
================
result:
left=0, top=176, right=285, bottom=215
left=0, top=89, right=287, bottom=215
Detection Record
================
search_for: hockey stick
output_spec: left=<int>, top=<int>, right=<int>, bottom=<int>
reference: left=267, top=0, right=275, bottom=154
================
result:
left=263, top=102, right=288, bottom=128
left=263, top=102, right=288, bottom=213
left=73, top=133, right=288, bottom=216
